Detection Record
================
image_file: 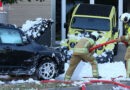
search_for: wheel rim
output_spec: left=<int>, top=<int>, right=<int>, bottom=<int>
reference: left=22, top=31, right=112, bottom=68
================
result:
left=39, top=62, right=56, bottom=79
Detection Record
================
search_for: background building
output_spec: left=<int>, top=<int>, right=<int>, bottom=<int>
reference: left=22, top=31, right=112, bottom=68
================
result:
left=8, top=0, right=51, bottom=27
left=1, top=0, right=130, bottom=46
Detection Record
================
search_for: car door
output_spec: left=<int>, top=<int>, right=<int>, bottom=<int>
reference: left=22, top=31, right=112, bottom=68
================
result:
left=0, top=28, right=35, bottom=69
left=11, top=43, right=36, bottom=67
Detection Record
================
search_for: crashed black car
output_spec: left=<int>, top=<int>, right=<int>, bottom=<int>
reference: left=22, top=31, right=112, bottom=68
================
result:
left=0, top=24, right=65, bottom=80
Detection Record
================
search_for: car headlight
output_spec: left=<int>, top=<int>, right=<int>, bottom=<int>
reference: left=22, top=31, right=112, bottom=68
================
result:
left=70, top=42, right=75, bottom=48
left=75, top=33, right=78, bottom=36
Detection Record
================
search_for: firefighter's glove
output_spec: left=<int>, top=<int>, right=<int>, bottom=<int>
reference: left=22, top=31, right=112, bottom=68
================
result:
left=117, top=38, right=122, bottom=42
left=90, top=50, right=95, bottom=55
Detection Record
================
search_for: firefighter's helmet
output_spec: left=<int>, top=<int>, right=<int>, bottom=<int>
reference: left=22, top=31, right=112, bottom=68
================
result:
left=120, top=13, right=130, bottom=23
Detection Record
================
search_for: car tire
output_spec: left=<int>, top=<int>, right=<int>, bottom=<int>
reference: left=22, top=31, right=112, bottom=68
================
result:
left=36, top=58, right=58, bottom=80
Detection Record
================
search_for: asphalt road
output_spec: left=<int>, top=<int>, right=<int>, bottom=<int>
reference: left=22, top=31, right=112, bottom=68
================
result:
left=113, top=43, right=126, bottom=62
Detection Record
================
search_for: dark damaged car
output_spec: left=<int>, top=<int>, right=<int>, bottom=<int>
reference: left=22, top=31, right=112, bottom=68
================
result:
left=0, top=24, right=65, bottom=80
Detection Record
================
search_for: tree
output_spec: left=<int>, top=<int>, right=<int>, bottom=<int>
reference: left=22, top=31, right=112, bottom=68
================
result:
left=1, top=0, right=45, bottom=4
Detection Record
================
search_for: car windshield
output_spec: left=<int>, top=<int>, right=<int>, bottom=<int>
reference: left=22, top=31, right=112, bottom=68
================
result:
left=71, top=17, right=110, bottom=31
left=0, top=28, right=22, bottom=44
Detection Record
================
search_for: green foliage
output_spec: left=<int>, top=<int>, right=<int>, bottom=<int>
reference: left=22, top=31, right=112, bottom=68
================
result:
left=1, top=0, right=45, bottom=4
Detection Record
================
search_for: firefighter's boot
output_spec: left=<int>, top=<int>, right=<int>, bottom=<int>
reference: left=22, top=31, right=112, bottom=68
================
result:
left=64, top=75, right=71, bottom=81
left=92, top=59, right=99, bottom=78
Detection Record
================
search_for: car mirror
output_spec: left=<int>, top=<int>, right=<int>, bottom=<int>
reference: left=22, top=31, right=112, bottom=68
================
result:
left=112, top=26, right=118, bottom=35
left=64, top=23, right=69, bottom=29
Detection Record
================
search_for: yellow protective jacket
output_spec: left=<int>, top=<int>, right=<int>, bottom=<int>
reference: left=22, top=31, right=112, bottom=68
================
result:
left=119, top=33, right=130, bottom=60
left=124, top=24, right=130, bottom=34
left=73, top=38, right=95, bottom=55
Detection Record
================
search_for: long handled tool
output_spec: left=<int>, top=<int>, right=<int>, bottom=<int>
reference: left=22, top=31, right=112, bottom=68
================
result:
left=89, top=39, right=118, bottom=52
left=89, top=39, right=128, bottom=52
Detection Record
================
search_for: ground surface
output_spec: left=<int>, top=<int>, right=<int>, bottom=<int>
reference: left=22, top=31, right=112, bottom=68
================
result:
left=113, top=43, right=126, bottom=62
left=0, top=43, right=129, bottom=90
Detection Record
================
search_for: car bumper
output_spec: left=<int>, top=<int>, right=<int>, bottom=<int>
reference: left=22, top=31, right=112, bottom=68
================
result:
left=0, top=66, right=36, bottom=76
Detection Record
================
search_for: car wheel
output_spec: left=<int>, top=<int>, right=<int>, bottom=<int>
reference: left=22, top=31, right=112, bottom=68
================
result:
left=37, top=58, right=58, bottom=80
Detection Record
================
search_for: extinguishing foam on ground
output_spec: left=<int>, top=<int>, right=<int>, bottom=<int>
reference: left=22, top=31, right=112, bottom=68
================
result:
left=56, top=61, right=126, bottom=81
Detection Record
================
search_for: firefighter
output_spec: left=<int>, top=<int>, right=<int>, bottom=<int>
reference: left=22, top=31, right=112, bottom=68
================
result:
left=64, top=34, right=100, bottom=81
left=119, top=13, right=130, bottom=78
left=117, top=34, right=130, bottom=78
left=120, top=13, right=130, bottom=34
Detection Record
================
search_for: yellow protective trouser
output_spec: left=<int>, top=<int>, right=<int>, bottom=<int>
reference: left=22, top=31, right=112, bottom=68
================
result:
left=64, top=54, right=99, bottom=81
left=126, top=59, right=130, bottom=78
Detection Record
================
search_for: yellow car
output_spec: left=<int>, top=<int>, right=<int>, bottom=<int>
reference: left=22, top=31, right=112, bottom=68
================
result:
left=61, top=3, right=119, bottom=63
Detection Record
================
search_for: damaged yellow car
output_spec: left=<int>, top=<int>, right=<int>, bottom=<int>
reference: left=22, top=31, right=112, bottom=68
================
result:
left=61, top=3, right=119, bottom=63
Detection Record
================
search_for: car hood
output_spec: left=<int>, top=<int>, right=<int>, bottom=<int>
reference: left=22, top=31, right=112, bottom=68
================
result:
left=31, top=41, right=60, bottom=55
left=68, top=30, right=111, bottom=45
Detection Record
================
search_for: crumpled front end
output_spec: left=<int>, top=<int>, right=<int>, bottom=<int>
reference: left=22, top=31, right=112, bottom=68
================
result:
left=60, top=30, right=118, bottom=63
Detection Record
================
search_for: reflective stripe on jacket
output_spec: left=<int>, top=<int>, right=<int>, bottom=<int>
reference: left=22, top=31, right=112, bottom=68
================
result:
left=125, top=34, right=130, bottom=45
left=73, top=38, right=95, bottom=54
left=125, top=24, right=130, bottom=34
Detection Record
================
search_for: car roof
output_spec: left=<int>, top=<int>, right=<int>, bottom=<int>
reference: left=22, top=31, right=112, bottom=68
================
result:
left=75, top=4, right=113, bottom=17
left=0, top=23, right=16, bottom=29
left=0, top=23, right=21, bottom=31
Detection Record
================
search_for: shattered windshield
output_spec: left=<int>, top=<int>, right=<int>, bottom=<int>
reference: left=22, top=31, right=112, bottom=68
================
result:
left=71, top=17, right=110, bottom=31
left=0, top=28, right=22, bottom=44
